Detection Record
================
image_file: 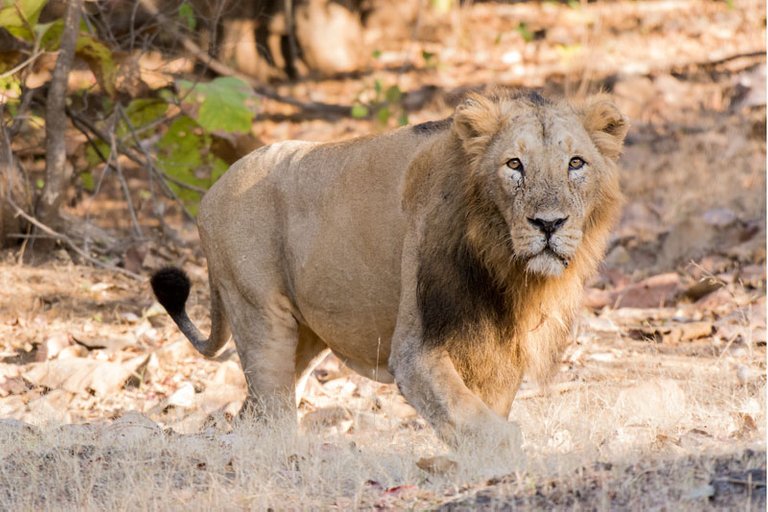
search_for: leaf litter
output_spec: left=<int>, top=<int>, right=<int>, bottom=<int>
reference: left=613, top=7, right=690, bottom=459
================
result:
left=0, top=0, right=766, bottom=509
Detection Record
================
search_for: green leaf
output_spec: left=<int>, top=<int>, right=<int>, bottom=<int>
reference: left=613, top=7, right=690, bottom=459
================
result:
left=76, top=34, right=116, bottom=96
left=385, top=85, right=402, bottom=104
left=371, top=49, right=382, bottom=60
left=5, top=25, right=32, bottom=41
left=0, top=0, right=47, bottom=31
left=350, top=104, right=368, bottom=118
left=35, top=178, right=44, bottom=189
left=0, top=75, right=21, bottom=96
left=157, top=116, right=203, bottom=182
left=177, top=77, right=254, bottom=133
left=397, top=111, right=409, bottom=126
left=421, top=50, right=437, bottom=68
left=516, top=22, right=534, bottom=44
left=157, top=115, right=229, bottom=214
left=80, top=171, right=95, bottom=192
left=85, top=139, right=110, bottom=167
left=178, top=1, right=196, bottom=30
left=211, top=156, right=228, bottom=182
left=37, top=19, right=64, bottom=50
left=376, top=106, right=390, bottom=125
left=124, top=98, right=167, bottom=130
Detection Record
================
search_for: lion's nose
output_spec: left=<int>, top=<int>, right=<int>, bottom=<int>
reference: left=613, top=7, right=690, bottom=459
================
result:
left=527, top=215, right=568, bottom=236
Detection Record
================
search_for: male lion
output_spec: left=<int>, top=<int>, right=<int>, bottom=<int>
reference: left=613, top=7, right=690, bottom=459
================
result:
left=151, top=90, right=627, bottom=446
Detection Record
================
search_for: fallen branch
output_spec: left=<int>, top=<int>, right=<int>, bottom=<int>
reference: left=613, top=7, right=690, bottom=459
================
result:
left=8, top=197, right=142, bottom=280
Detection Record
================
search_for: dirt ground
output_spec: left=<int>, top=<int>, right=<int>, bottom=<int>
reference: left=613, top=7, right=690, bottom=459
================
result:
left=1, top=0, right=766, bottom=509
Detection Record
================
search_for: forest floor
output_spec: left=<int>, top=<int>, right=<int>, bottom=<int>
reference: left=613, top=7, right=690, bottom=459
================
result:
left=1, top=0, right=766, bottom=509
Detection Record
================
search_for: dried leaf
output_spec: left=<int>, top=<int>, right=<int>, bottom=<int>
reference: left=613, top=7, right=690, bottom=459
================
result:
left=23, top=356, right=147, bottom=396
left=628, top=321, right=713, bottom=343
left=612, top=273, right=681, bottom=309
left=683, top=278, right=724, bottom=301
left=167, top=382, right=197, bottom=409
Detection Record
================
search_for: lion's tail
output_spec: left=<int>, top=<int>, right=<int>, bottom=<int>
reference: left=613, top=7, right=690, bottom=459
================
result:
left=150, top=267, right=230, bottom=357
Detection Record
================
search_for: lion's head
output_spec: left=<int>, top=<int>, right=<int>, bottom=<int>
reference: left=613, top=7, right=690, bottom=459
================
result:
left=453, top=91, right=628, bottom=278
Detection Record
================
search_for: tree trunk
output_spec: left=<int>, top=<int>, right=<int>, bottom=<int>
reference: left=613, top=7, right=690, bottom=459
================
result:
left=33, top=0, right=82, bottom=254
left=0, top=116, right=29, bottom=248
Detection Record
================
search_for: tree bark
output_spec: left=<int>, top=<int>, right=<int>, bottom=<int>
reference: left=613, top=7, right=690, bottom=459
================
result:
left=34, top=0, right=82, bottom=253
left=0, top=115, right=29, bottom=248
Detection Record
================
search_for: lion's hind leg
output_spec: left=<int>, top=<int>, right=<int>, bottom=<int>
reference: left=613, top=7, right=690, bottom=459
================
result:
left=221, top=288, right=301, bottom=424
left=294, top=326, right=329, bottom=406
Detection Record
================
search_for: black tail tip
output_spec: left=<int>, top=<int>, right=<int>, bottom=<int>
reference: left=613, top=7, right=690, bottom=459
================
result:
left=150, top=266, right=191, bottom=315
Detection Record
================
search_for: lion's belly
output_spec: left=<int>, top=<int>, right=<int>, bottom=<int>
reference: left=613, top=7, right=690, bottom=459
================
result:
left=290, top=242, right=402, bottom=381
left=269, top=132, right=419, bottom=381
left=286, top=194, right=406, bottom=380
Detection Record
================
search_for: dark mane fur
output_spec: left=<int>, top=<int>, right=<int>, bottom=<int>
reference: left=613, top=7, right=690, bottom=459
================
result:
left=417, top=226, right=509, bottom=347
left=416, top=148, right=518, bottom=349
left=412, top=117, right=453, bottom=135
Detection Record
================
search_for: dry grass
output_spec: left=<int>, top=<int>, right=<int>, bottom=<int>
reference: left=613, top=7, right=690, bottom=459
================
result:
left=0, top=336, right=763, bottom=510
left=0, top=0, right=765, bottom=508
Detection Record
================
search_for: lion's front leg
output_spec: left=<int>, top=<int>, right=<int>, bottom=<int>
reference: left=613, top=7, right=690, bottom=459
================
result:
left=389, top=340, right=522, bottom=451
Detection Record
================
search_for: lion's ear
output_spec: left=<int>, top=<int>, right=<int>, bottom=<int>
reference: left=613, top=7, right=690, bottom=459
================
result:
left=580, top=96, right=629, bottom=161
left=453, top=94, right=503, bottom=158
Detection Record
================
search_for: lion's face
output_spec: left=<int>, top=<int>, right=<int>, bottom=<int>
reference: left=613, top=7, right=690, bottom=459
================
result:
left=454, top=92, right=628, bottom=277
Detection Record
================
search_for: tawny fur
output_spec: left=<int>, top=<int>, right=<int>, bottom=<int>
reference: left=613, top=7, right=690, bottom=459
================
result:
left=151, top=89, right=628, bottom=445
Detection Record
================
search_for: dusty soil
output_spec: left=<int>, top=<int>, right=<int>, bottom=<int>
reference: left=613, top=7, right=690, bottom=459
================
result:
left=1, top=0, right=765, bottom=509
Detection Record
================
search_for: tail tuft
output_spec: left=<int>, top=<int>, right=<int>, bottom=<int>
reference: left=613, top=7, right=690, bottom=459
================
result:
left=150, top=267, right=191, bottom=316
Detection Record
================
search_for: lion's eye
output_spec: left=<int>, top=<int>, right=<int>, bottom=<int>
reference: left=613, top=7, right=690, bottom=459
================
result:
left=506, top=158, right=523, bottom=172
left=568, top=157, right=586, bottom=171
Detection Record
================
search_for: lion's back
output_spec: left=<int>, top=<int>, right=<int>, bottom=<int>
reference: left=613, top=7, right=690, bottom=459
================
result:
left=197, top=126, right=447, bottom=370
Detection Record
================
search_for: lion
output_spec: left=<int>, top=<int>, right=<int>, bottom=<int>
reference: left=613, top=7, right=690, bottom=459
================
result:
left=151, top=90, right=628, bottom=447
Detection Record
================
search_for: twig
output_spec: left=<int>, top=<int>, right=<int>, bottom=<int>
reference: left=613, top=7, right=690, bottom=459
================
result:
left=7, top=197, right=142, bottom=280
left=0, top=49, right=44, bottom=79
left=115, top=107, right=207, bottom=194
left=695, top=50, right=766, bottom=69
left=66, top=107, right=197, bottom=220
left=113, top=105, right=202, bottom=237
left=137, top=0, right=353, bottom=117
left=111, top=106, right=143, bottom=238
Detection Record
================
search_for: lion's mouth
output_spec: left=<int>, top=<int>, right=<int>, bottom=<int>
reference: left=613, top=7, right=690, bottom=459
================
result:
left=525, top=245, right=571, bottom=277
left=543, top=247, right=569, bottom=268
